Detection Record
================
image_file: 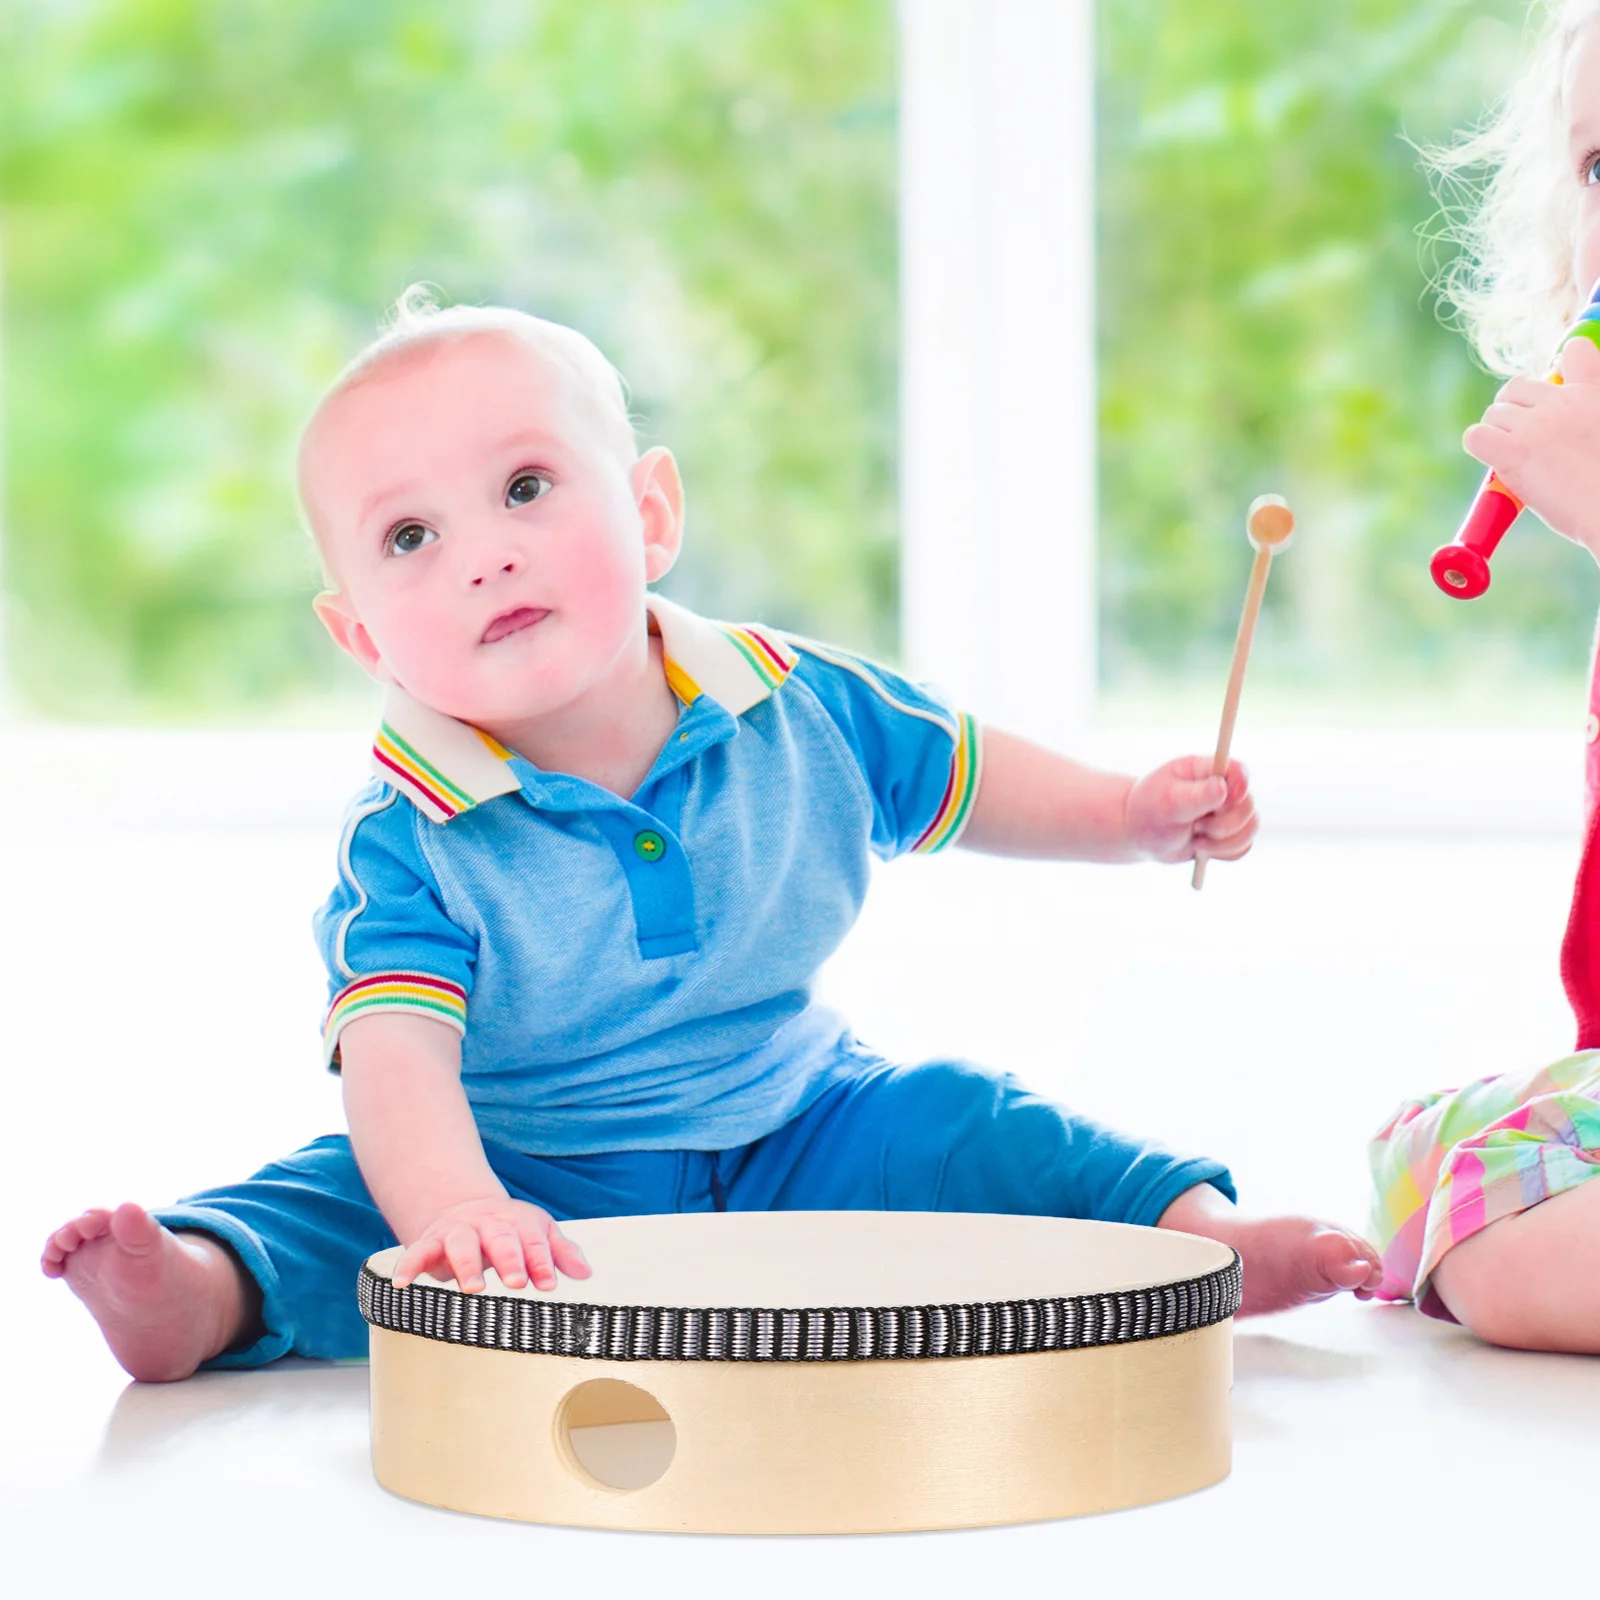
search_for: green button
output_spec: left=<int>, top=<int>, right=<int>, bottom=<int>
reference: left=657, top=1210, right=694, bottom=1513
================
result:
left=633, top=830, right=666, bottom=863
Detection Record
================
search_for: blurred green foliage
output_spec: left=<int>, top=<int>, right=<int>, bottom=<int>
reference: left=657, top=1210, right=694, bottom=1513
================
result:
left=1098, top=0, right=1599, bottom=722
left=4, top=1, right=1593, bottom=724
left=0, top=0, right=895, bottom=719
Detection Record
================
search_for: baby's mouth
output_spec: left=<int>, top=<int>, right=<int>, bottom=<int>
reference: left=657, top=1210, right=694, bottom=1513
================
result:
left=481, top=606, right=550, bottom=644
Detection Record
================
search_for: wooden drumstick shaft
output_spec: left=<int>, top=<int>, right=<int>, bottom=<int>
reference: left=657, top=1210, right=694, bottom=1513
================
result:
left=1191, top=545, right=1273, bottom=891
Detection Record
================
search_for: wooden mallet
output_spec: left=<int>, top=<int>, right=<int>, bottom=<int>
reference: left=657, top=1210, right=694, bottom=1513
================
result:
left=1191, top=494, right=1294, bottom=890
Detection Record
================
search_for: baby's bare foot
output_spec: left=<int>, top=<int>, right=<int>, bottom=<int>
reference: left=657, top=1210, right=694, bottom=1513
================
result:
left=41, top=1203, right=252, bottom=1382
left=1211, top=1215, right=1383, bottom=1316
left=1157, top=1184, right=1384, bottom=1317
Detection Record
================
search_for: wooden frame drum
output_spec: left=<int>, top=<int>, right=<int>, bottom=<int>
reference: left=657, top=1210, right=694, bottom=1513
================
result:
left=361, top=1211, right=1240, bottom=1534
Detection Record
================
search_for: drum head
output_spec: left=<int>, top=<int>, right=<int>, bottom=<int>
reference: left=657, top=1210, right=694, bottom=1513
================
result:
left=360, top=1212, right=1239, bottom=1363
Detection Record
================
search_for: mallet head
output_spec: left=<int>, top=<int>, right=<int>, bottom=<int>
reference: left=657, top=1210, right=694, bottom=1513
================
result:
left=1246, top=494, right=1295, bottom=552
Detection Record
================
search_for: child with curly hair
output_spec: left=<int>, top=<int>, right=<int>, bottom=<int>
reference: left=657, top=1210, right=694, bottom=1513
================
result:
left=1371, top=0, right=1600, bottom=1352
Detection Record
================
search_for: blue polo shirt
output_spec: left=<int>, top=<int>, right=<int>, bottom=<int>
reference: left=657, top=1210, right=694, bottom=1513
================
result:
left=313, top=596, right=982, bottom=1156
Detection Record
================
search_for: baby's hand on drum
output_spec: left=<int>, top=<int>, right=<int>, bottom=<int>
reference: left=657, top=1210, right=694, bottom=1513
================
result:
left=1125, top=755, right=1257, bottom=865
left=391, top=1198, right=591, bottom=1294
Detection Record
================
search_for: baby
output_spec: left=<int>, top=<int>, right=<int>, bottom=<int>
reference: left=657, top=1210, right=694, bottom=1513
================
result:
left=43, top=290, right=1382, bottom=1380
left=1370, top=0, right=1600, bottom=1352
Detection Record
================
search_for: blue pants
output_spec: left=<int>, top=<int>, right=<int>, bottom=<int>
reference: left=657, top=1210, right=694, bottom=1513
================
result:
left=155, top=1059, right=1233, bottom=1366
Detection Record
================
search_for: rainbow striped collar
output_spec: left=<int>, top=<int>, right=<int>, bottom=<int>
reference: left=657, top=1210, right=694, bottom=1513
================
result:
left=370, top=595, right=799, bottom=824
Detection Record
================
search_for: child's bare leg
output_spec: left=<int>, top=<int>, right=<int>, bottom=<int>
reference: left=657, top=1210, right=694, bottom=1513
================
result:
left=41, top=1203, right=261, bottom=1382
left=1158, top=1182, right=1383, bottom=1316
left=1430, top=1179, right=1600, bottom=1353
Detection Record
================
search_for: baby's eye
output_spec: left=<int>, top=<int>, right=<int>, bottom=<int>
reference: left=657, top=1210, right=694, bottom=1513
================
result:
left=386, top=522, right=437, bottom=557
left=1585, top=150, right=1600, bottom=186
left=507, top=472, right=553, bottom=507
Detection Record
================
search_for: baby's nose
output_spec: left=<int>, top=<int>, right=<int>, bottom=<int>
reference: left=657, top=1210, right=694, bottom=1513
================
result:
left=469, top=558, right=519, bottom=587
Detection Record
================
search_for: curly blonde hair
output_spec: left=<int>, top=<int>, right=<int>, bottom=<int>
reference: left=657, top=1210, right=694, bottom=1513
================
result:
left=1427, top=0, right=1600, bottom=375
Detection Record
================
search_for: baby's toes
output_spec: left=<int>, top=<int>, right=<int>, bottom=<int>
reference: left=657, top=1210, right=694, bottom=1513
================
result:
left=41, top=1209, right=110, bottom=1273
left=1314, top=1228, right=1380, bottom=1291
left=60, top=1208, right=112, bottom=1249
left=108, top=1203, right=163, bottom=1252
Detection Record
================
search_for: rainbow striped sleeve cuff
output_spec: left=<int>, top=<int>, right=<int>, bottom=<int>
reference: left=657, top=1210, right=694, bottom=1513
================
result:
left=323, top=972, right=468, bottom=1065
left=911, top=713, right=982, bottom=854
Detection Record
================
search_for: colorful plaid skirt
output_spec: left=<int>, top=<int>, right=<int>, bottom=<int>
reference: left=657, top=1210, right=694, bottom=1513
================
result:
left=1369, top=1051, right=1600, bottom=1319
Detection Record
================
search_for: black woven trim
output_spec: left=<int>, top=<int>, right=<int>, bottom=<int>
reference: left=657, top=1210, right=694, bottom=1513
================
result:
left=357, top=1252, right=1241, bottom=1362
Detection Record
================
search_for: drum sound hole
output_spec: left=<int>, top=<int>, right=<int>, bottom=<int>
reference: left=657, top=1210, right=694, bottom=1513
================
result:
left=556, top=1379, right=676, bottom=1491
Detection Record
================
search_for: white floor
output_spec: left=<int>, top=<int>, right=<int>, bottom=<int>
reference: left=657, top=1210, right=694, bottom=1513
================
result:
left=6, top=728, right=1600, bottom=1596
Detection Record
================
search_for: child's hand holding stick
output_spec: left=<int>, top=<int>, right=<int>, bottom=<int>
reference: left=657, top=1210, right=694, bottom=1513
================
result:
left=1192, top=495, right=1294, bottom=890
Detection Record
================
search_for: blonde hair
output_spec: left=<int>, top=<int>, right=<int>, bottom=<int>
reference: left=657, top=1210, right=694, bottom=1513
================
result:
left=313, top=284, right=637, bottom=464
left=1426, top=0, right=1600, bottom=375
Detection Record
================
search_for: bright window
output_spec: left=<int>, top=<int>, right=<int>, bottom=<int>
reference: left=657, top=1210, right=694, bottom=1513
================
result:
left=1, top=0, right=897, bottom=719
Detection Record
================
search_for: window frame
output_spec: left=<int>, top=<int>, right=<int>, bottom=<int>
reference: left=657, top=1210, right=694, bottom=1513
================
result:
left=898, top=0, right=1097, bottom=748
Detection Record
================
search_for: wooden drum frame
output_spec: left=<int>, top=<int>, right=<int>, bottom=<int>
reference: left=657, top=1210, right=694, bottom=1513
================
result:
left=361, top=1211, right=1240, bottom=1534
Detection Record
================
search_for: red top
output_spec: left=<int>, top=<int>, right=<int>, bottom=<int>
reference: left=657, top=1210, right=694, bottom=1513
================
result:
left=1560, top=621, right=1600, bottom=1048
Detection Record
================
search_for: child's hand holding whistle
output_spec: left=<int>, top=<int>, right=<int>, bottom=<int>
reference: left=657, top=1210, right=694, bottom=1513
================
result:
left=1462, top=330, right=1600, bottom=562
left=1431, top=277, right=1600, bottom=594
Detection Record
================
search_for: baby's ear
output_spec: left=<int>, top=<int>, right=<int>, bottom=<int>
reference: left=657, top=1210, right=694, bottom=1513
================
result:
left=633, top=446, right=685, bottom=583
left=313, top=591, right=387, bottom=681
